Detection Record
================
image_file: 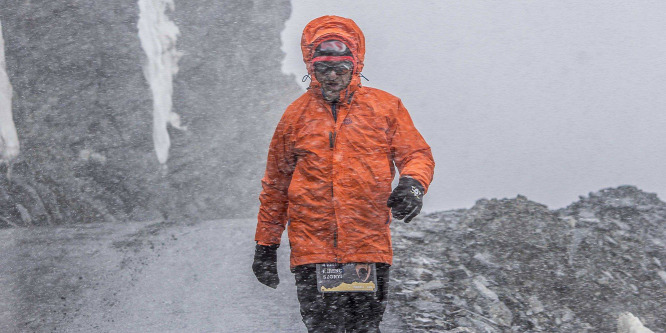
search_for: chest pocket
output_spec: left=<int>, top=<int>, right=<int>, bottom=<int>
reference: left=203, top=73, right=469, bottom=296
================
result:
left=340, top=114, right=390, bottom=155
left=293, top=117, right=332, bottom=154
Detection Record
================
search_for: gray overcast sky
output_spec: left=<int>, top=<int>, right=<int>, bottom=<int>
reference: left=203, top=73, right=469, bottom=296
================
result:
left=281, top=1, right=666, bottom=212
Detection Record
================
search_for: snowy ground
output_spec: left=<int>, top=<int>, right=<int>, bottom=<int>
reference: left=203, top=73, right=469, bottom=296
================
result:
left=0, top=219, right=403, bottom=332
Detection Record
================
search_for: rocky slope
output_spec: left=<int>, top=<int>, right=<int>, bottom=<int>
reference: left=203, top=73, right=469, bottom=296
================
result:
left=390, top=186, right=665, bottom=332
left=0, top=1, right=301, bottom=227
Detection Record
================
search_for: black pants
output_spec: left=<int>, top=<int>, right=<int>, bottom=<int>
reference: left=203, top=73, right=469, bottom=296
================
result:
left=293, top=264, right=390, bottom=333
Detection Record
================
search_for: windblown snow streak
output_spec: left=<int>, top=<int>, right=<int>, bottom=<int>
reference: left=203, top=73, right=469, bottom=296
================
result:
left=137, top=0, right=184, bottom=165
left=0, top=20, right=19, bottom=162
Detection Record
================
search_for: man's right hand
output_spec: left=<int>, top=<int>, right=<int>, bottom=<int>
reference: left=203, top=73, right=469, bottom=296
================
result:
left=252, top=244, right=280, bottom=289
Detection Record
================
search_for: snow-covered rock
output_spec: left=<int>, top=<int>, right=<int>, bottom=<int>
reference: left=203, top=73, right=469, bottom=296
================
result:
left=617, top=312, right=654, bottom=333
left=658, top=271, right=666, bottom=285
left=390, top=186, right=666, bottom=332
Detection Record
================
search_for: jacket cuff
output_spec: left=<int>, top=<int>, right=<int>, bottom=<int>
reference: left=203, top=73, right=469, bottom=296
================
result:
left=256, top=240, right=281, bottom=246
left=401, top=174, right=429, bottom=193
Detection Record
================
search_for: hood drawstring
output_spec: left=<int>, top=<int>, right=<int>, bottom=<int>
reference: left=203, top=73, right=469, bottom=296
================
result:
left=359, top=73, right=369, bottom=81
left=302, top=74, right=311, bottom=82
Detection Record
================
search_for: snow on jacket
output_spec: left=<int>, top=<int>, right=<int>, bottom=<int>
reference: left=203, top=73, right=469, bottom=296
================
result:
left=255, top=16, right=435, bottom=268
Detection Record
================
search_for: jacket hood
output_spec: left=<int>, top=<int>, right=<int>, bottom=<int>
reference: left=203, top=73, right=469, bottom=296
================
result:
left=301, top=16, right=365, bottom=91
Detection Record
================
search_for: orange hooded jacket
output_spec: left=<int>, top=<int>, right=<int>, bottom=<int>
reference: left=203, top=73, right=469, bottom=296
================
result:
left=256, top=16, right=435, bottom=268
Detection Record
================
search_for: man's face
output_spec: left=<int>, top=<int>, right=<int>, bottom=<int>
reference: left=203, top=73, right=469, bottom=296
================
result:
left=313, top=61, right=353, bottom=101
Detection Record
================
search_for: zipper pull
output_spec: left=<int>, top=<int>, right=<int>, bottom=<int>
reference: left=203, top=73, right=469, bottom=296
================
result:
left=329, top=131, right=335, bottom=148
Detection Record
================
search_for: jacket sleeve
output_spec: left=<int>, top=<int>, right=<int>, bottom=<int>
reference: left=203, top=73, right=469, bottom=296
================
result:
left=255, top=113, right=295, bottom=245
left=388, top=99, right=435, bottom=192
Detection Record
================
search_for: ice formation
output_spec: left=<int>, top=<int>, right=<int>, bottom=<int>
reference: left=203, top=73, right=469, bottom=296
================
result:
left=0, top=20, right=20, bottom=162
left=137, top=0, right=184, bottom=165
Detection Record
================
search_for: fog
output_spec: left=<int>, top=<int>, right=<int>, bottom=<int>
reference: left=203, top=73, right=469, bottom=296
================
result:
left=281, top=1, right=666, bottom=212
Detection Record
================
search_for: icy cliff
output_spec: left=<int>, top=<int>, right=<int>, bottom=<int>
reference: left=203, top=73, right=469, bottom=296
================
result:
left=0, top=1, right=300, bottom=226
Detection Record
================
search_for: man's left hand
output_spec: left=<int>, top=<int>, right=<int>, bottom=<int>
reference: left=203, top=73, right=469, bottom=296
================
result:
left=387, top=177, right=424, bottom=223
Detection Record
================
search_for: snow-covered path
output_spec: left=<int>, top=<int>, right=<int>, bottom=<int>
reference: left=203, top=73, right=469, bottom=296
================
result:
left=64, top=219, right=304, bottom=332
left=0, top=219, right=402, bottom=332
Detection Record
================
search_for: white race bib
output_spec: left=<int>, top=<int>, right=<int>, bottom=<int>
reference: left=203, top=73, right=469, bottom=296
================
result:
left=316, top=263, right=377, bottom=293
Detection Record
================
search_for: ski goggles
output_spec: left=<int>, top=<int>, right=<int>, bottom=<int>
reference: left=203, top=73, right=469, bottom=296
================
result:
left=313, top=61, right=353, bottom=75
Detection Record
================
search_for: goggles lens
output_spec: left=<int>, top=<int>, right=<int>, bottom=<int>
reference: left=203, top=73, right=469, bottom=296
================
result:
left=314, top=62, right=353, bottom=75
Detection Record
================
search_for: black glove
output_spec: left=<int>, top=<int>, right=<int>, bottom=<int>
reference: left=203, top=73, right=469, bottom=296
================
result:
left=387, top=177, right=425, bottom=223
left=252, top=244, right=280, bottom=289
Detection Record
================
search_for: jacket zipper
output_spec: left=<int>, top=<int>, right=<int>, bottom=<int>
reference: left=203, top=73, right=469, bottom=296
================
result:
left=329, top=102, right=339, bottom=258
left=331, top=102, right=338, bottom=122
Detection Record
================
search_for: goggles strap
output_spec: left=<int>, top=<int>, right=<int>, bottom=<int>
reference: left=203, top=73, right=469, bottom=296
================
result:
left=311, top=56, right=354, bottom=64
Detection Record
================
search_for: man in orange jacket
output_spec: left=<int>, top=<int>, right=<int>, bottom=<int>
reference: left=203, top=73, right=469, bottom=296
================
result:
left=253, top=16, right=435, bottom=332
